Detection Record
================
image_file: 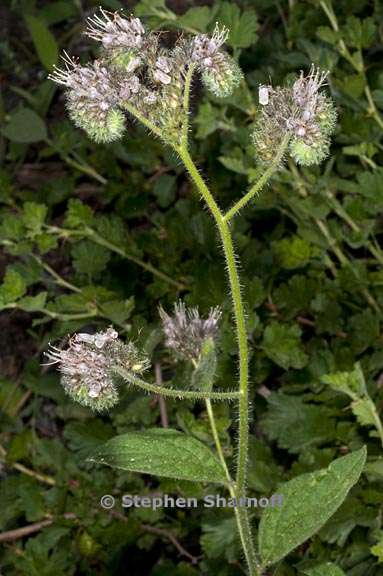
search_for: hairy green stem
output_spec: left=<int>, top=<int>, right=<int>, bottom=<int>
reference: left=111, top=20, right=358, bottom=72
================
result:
left=224, top=135, right=290, bottom=222
left=174, top=144, right=261, bottom=575
left=205, top=400, right=263, bottom=575
left=205, top=399, right=233, bottom=485
left=175, top=145, right=250, bottom=492
left=181, top=64, right=196, bottom=148
left=115, top=367, right=241, bottom=402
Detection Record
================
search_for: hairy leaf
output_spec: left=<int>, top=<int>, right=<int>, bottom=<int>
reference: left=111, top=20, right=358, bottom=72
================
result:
left=258, top=447, right=367, bottom=565
left=88, top=428, right=226, bottom=484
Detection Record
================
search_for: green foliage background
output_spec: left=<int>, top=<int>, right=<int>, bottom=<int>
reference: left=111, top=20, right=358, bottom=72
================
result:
left=1, top=0, right=383, bottom=574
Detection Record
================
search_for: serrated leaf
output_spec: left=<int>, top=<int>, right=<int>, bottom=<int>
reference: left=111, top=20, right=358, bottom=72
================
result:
left=316, top=26, right=339, bottom=45
left=321, top=363, right=365, bottom=400
left=259, top=447, right=367, bottom=566
left=273, top=236, right=312, bottom=269
left=216, top=2, right=258, bottom=49
left=2, top=108, right=48, bottom=143
left=71, top=241, right=111, bottom=277
left=262, top=322, right=308, bottom=370
left=351, top=399, right=375, bottom=427
left=22, top=202, right=48, bottom=235
left=302, top=562, right=346, bottom=576
left=200, top=517, right=240, bottom=562
left=25, top=15, right=58, bottom=70
left=18, top=292, right=47, bottom=312
left=0, top=268, right=27, bottom=306
left=262, top=393, right=336, bottom=453
left=88, top=428, right=226, bottom=484
left=64, top=199, right=94, bottom=229
left=177, top=7, right=212, bottom=33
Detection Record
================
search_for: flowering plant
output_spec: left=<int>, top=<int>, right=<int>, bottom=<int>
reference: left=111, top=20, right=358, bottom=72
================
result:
left=45, top=8, right=369, bottom=575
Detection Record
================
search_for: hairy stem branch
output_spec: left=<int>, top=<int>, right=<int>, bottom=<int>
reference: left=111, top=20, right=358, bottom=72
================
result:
left=114, top=367, right=241, bottom=402
left=224, top=135, right=290, bottom=222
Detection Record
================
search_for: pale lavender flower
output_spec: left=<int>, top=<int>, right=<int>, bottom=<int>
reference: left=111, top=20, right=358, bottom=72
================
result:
left=159, top=301, right=222, bottom=361
left=191, top=24, right=229, bottom=70
left=190, top=24, right=242, bottom=98
left=45, top=328, right=149, bottom=411
left=252, top=65, right=337, bottom=165
left=153, top=56, right=172, bottom=85
left=85, top=8, right=145, bottom=50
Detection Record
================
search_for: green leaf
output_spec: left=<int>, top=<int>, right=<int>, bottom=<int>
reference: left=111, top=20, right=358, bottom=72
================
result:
left=262, top=322, right=308, bottom=370
left=88, top=428, right=226, bottom=484
left=18, top=292, right=48, bottom=312
left=262, top=393, right=336, bottom=453
left=272, top=236, right=313, bottom=269
left=301, top=563, right=346, bottom=576
left=0, top=268, right=27, bottom=307
left=316, top=26, right=340, bottom=45
left=71, top=241, right=111, bottom=277
left=351, top=399, right=376, bottom=427
left=200, top=517, right=240, bottom=562
left=258, top=446, right=367, bottom=566
left=25, top=15, right=58, bottom=70
left=371, top=533, right=383, bottom=563
left=22, top=202, right=48, bottom=235
left=216, top=2, right=258, bottom=49
left=321, top=363, right=366, bottom=400
left=343, top=16, right=376, bottom=49
left=64, top=199, right=94, bottom=229
left=2, top=108, right=48, bottom=143
left=177, top=7, right=212, bottom=33
left=153, top=174, right=176, bottom=208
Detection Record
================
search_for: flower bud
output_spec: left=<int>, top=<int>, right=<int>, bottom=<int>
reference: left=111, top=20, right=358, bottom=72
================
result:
left=201, top=54, right=242, bottom=98
left=289, top=135, right=330, bottom=166
left=191, top=25, right=242, bottom=98
left=44, top=327, right=149, bottom=411
left=69, top=106, right=126, bottom=144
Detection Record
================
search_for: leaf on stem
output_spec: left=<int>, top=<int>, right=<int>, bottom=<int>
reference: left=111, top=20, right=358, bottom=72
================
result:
left=258, top=446, right=367, bottom=566
left=88, top=428, right=227, bottom=484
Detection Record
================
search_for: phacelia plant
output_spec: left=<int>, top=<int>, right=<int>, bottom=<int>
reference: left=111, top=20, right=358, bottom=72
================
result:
left=47, top=9, right=367, bottom=576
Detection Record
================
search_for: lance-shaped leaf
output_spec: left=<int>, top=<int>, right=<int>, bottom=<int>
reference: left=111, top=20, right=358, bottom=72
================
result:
left=258, top=446, right=367, bottom=566
left=88, top=428, right=226, bottom=484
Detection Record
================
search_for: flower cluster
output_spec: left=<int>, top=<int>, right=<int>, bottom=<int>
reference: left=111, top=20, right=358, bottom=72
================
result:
left=191, top=25, right=242, bottom=97
left=49, top=9, right=241, bottom=144
left=253, top=66, right=337, bottom=166
left=45, top=327, right=149, bottom=411
left=159, top=301, right=221, bottom=362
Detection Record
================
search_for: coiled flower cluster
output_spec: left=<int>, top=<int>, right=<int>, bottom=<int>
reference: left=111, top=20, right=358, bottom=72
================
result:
left=45, top=327, right=149, bottom=411
left=253, top=66, right=337, bottom=166
left=191, top=25, right=242, bottom=98
left=49, top=9, right=241, bottom=144
left=159, top=301, right=221, bottom=362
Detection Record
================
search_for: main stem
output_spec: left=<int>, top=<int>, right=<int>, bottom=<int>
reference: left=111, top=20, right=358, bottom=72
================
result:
left=176, top=145, right=261, bottom=575
left=176, top=145, right=250, bottom=495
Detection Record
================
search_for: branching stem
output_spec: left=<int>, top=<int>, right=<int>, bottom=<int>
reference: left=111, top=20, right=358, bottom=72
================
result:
left=223, top=135, right=290, bottom=222
left=114, top=367, right=241, bottom=402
